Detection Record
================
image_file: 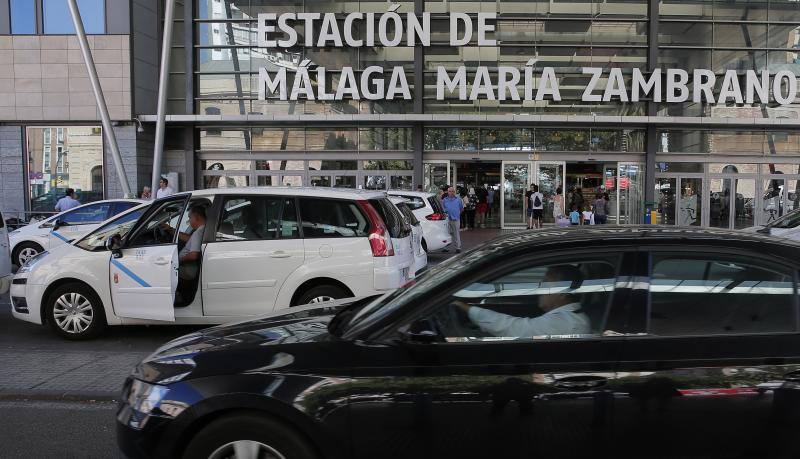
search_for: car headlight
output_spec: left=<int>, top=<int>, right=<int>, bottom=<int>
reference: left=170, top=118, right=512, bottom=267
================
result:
left=127, top=379, right=170, bottom=415
left=16, top=251, right=48, bottom=274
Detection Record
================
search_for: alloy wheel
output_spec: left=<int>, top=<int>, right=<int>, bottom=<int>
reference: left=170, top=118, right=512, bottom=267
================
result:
left=18, top=247, right=39, bottom=265
left=52, top=293, right=94, bottom=334
left=208, top=440, right=286, bottom=459
left=308, top=295, right=335, bottom=304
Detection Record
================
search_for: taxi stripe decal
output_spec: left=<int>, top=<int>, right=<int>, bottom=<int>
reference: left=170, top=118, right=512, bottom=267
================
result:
left=51, top=231, right=72, bottom=243
left=111, top=258, right=151, bottom=288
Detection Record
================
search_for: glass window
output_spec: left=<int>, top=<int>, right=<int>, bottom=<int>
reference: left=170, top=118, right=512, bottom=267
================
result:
left=216, top=196, right=298, bottom=241
left=369, top=197, right=411, bottom=239
left=646, top=254, right=796, bottom=336
left=59, top=202, right=111, bottom=225
left=299, top=198, right=369, bottom=238
left=396, top=202, right=419, bottom=226
left=75, top=207, right=147, bottom=252
left=307, top=129, right=358, bottom=151
left=393, top=194, right=427, bottom=211
left=43, top=0, right=105, bottom=34
left=359, top=128, right=413, bottom=151
left=26, top=127, right=104, bottom=212
left=362, top=160, right=413, bottom=170
left=203, top=176, right=250, bottom=189
left=126, top=199, right=187, bottom=248
left=10, top=0, right=36, bottom=34
left=417, top=257, right=621, bottom=341
left=110, top=201, right=141, bottom=216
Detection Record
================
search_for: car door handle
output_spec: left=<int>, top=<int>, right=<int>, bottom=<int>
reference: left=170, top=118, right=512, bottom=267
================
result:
left=269, top=251, right=291, bottom=258
left=154, top=257, right=170, bottom=265
left=553, top=375, right=608, bottom=390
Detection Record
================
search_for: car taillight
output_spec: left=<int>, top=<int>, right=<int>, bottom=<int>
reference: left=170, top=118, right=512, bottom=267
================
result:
left=357, top=200, right=395, bottom=257
left=426, top=212, right=446, bottom=221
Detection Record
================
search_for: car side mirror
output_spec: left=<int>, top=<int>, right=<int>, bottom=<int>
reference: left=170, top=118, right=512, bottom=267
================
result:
left=757, top=226, right=771, bottom=235
left=52, top=219, right=64, bottom=230
left=400, top=319, right=440, bottom=344
left=105, top=235, right=122, bottom=258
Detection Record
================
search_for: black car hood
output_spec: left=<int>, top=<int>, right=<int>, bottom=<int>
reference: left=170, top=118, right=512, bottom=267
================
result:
left=132, top=297, right=372, bottom=384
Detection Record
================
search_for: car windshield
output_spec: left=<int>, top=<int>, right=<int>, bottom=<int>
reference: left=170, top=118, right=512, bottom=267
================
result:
left=74, top=207, right=147, bottom=252
left=333, top=248, right=481, bottom=337
left=767, top=208, right=800, bottom=229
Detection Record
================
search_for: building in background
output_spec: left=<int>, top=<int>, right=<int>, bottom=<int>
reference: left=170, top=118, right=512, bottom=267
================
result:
left=2, top=1, right=800, bottom=230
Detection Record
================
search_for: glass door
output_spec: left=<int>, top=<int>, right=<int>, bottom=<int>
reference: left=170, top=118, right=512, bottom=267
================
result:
left=423, top=161, right=449, bottom=193
left=678, top=178, right=702, bottom=226
left=709, top=176, right=755, bottom=229
left=534, top=161, right=565, bottom=225
left=501, top=161, right=530, bottom=228
left=618, top=163, right=645, bottom=225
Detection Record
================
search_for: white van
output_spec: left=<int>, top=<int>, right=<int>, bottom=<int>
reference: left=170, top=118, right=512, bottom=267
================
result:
left=387, top=190, right=451, bottom=252
left=10, top=188, right=414, bottom=339
left=9, top=199, right=144, bottom=266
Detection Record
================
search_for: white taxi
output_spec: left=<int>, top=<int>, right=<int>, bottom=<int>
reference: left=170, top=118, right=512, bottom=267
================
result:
left=11, top=188, right=413, bottom=339
left=9, top=199, right=144, bottom=266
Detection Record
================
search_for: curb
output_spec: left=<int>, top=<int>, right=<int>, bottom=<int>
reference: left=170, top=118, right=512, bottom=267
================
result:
left=0, top=389, right=119, bottom=403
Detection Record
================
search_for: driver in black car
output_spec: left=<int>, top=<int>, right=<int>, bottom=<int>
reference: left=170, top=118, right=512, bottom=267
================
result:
left=454, top=264, right=591, bottom=337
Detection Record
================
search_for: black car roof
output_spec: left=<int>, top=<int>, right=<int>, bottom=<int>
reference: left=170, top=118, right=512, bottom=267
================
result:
left=459, top=226, right=800, bottom=265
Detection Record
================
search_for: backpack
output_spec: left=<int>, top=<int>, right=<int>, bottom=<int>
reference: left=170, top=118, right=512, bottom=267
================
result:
left=533, top=193, right=542, bottom=208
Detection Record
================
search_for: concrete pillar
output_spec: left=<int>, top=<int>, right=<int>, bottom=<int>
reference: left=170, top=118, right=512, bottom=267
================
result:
left=0, top=126, right=26, bottom=216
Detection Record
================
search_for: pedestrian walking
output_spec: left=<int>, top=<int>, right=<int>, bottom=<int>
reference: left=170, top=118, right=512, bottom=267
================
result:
left=156, top=177, right=175, bottom=199
left=54, top=188, right=81, bottom=212
left=442, top=186, right=464, bottom=253
left=140, top=186, right=152, bottom=200
left=527, top=184, right=544, bottom=229
left=553, top=186, right=565, bottom=219
left=582, top=204, right=595, bottom=225
left=486, top=185, right=495, bottom=219
left=476, top=185, right=488, bottom=228
left=593, top=193, right=609, bottom=224
left=569, top=205, right=582, bottom=225
left=465, top=187, right=478, bottom=229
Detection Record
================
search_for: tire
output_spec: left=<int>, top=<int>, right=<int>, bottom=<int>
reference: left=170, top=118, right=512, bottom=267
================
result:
left=13, top=241, right=44, bottom=267
left=46, top=283, right=106, bottom=340
left=294, top=284, right=348, bottom=306
left=183, top=413, right=317, bottom=459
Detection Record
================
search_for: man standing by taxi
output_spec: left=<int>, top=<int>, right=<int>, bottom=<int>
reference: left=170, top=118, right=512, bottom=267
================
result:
left=442, top=186, right=464, bottom=253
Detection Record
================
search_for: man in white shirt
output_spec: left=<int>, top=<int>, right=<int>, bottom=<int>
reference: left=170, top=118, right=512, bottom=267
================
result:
left=54, top=188, right=81, bottom=212
left=156, top=177, right=174, bottom=199
left=456, top=264, right=591, bottom=337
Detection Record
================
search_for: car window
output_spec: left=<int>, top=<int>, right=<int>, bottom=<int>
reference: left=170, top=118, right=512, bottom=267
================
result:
left=110, top=201, right=140, bottom=217
left=396, top=195, right=426, bottom=211
left=428, top=195, right=445, bottom=214
left=299, top=198, right=368, bottom=238
left=396, top=203, right=420, bottom=226
left=416, top=256, right=622, bottom=341
left=126, top=199, right=187, bottom=247
left=60, top=203, right=112, bottom=225
left=216, top=196, right=299, bottom=241
left=75, top=208, right=147, bottom=251
left=369, top=197, right=411, bottom=239
left=646, top=254, right=797, bottom=336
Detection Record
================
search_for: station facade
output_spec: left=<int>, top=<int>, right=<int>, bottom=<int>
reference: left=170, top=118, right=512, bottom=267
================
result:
left=2, top=0, right=800, bottom=229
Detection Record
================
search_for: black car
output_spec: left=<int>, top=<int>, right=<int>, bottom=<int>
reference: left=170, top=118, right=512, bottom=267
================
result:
left=117, top=227, right=800, bottom=459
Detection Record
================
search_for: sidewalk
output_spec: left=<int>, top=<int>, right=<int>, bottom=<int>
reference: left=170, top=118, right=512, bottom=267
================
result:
left=0, top=346, right=146, bottom=401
